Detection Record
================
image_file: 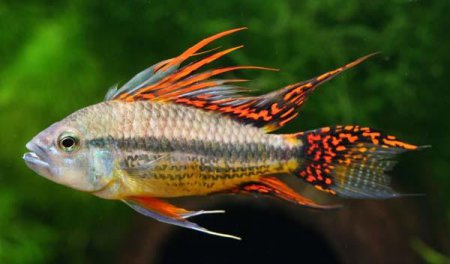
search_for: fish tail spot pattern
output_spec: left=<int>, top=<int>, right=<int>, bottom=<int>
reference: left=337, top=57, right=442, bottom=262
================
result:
left=290, top=125, right=424, bottom=198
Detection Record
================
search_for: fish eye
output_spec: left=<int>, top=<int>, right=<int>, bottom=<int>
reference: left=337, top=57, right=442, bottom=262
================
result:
left=57, top=133, right=79, bottom=152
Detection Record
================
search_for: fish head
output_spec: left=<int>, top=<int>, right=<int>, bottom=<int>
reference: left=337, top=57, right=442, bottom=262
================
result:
left=24, top=118, right=114, bottom=193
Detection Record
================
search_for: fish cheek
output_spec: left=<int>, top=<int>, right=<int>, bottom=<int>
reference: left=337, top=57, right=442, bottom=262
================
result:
left=44, top=145, right=92, bottom=192
left=51, top=154, right=91, bottom=190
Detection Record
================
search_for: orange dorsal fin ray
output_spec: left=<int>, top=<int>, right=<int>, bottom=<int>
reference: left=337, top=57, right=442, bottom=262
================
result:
left=108, top=28, right=375, bottom=132
left=233, top=53, right=377, bottom=132
left=170, top=53, right=375, bottom=132
left=108, top=27, right=260, bottom=101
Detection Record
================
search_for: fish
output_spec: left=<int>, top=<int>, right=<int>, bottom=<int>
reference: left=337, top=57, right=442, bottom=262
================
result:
left=23, top=27, right=426, bottom=240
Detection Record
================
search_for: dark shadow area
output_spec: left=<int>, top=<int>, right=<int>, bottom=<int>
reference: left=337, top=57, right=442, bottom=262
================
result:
left=159, top=204, right=340, bottom=264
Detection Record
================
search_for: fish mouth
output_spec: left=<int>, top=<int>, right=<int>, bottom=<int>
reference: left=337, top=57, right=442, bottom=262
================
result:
left=23, top=141, right=51, bottom=177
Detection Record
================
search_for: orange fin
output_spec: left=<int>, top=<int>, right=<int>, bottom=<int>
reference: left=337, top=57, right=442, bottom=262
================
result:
left=291, top=125, right=427, bottom=198
left=108, top=27, right=273, bottom=101
left=108, top=28, right=374, bottom=131
left=234, top=177, right=341, bottom=209
left=188, top=53, right=377, bottom=132
left=124, top=196, right=241, bottom=240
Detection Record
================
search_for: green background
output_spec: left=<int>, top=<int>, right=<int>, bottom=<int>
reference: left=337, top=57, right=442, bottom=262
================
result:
left=0, top=0, right=448, bottom=263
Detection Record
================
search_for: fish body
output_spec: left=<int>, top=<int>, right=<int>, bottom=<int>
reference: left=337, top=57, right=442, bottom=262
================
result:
left=70, top=100, right=297, bottom=199
left=24, top=28, right=425, bottom=240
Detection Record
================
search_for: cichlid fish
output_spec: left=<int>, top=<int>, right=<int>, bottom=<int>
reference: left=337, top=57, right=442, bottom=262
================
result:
left=23, top=28, right=425, bottom=240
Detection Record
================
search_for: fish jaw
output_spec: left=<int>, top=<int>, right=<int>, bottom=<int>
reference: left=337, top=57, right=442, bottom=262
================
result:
left=23, top=141, right=53, bottom=179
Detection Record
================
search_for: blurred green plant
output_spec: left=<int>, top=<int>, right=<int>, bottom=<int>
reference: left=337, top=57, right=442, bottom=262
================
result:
left=412, top=239, right=450, bottom=264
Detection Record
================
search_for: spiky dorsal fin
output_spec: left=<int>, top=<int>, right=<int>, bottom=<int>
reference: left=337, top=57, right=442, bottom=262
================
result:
left=109, top=28, right=375, bottom=132
left=107, top=28, right=264, bottom=102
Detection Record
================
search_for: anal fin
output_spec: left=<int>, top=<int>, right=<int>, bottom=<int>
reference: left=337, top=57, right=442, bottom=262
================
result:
left=236, top=177, right=341, bottom=210
left=124, top=196, right=241, bottom=240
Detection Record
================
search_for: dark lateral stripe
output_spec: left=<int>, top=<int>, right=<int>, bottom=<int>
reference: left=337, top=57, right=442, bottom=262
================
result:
left=87, top=136, right=298, bottom=161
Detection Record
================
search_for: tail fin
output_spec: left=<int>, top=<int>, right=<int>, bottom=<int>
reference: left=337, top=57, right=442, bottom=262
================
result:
left=291, top=125, right=426, bottom=198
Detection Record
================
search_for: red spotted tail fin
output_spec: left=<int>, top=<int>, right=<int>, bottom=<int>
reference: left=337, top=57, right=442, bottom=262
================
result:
left=291, top=126, right=427, bottom=198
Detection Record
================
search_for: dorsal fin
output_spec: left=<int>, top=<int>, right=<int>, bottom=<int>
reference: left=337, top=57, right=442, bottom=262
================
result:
left=192, top=53, right=376, bottom=132
left=108, top=27, right=270, bottom=101
left=110, top=28, right=375, bottom=132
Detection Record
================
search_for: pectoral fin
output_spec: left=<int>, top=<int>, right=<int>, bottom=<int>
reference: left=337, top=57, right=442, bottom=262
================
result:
left=123, top=196, right=241, bottom=240
left=118, top=154, right=168, bottom=176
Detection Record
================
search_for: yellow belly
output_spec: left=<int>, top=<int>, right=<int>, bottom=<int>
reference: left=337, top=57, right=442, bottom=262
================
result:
left=119, top=157, right=298, bottom=198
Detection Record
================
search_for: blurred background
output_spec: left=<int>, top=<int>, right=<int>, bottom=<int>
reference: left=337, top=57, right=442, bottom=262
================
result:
left=0, top=0, right=449, bottom=263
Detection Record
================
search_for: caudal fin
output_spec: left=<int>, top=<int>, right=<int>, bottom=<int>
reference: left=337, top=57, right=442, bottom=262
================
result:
left=291, top=125, right=427, bottom=198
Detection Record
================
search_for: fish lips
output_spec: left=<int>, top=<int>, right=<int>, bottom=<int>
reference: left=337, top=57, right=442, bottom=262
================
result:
left=23, top=141, right=52, bottom=178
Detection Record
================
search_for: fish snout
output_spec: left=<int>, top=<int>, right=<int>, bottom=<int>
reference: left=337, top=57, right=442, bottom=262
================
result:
left=24, top=139, right=52, bottom=178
